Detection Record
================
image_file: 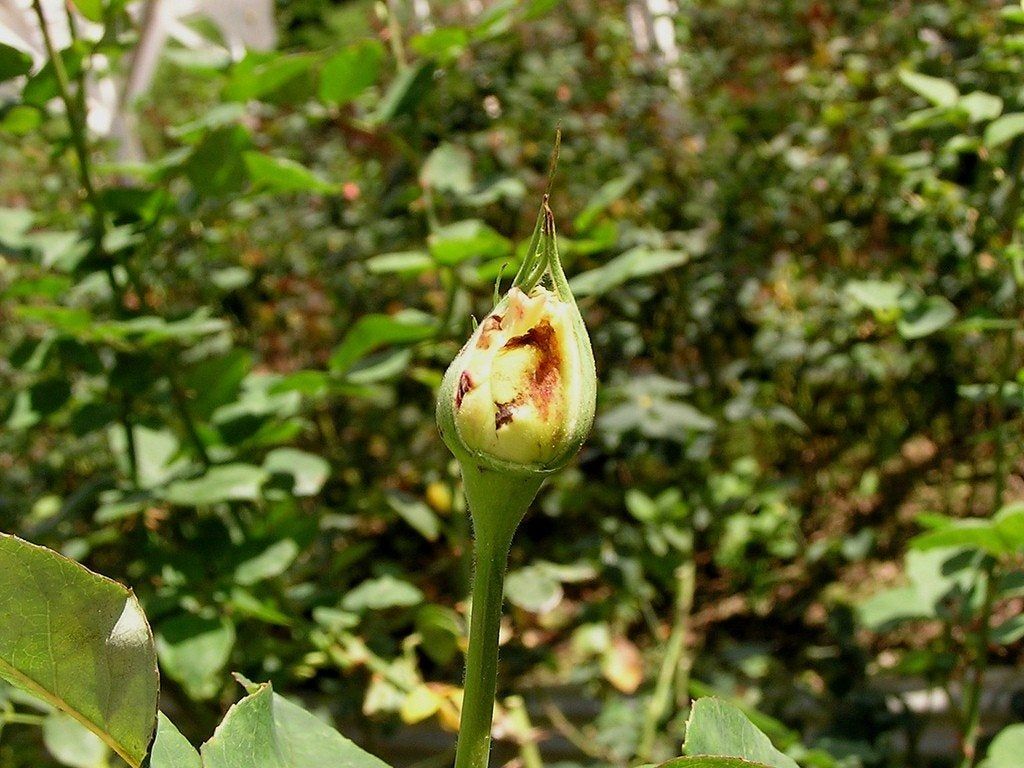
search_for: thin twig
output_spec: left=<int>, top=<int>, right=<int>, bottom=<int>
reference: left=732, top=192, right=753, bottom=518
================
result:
left=639, top=560, right=696, bottom=760
left=540, top=700, right=615, bottom=762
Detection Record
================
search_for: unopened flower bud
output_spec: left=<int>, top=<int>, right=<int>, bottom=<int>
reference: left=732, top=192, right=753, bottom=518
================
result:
left=437, top=200, right=596, bottom=475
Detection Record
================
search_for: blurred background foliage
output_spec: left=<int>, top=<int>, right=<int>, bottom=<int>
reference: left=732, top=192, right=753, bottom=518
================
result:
left=1, top=0, right=1024, bottom=767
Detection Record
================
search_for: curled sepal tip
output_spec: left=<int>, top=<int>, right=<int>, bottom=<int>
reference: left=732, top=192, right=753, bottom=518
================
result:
left=437, top=198, right=597, bottom=477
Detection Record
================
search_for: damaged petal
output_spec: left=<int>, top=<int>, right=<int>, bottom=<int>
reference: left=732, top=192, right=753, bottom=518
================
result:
left=494, top=399, right=518, bottom=429
left=500, top=321, right=561, bottom=420
left=456, top=370, right=474, bottom=409
left=475, top=314, right=504, bottom=350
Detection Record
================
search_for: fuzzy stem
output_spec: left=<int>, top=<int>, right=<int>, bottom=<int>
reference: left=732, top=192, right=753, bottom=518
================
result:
left=454, top=466, right=543, bottom=768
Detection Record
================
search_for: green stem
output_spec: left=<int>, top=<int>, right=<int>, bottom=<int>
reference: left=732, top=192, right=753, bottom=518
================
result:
left=31, top=0, right=102, bottom=218
left=638, top=560, right=696, bottom=761
left=959, top=557, right=995, bottom=768
left=959, top=329, right=1015, bottom=768
left=120, top=394, right=139, bottom=485
left=454, top=466, right=542, bottom=768
left=505, top=696, right=544, bottom=768
left=0, top=712, right=47, bottom=726
left=165, top=366, right=211, bottom=467
left=32, top=1, right=151, bottom=494
left=384, top=0, right=408, bottom=69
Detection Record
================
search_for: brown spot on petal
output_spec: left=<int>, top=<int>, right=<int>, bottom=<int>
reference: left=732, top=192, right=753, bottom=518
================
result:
left=475, top=314, right=504, bottom=350
left=456, top=370, right=474, bottom=409
left=501, top=321, right=562, bottom=420
left=494, top=398, right=519, bottom=429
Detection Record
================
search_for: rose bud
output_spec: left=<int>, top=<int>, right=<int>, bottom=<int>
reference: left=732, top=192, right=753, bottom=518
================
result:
left=437, top=198, right=596, bottom=476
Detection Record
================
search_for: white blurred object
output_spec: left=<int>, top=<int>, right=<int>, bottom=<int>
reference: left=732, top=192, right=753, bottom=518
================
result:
left=628, top=0, right=688, bottom=96
left=0, top=0, right=277, bottom=159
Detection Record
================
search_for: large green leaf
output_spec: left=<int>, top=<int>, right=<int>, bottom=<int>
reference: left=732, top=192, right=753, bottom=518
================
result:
left=243, top=152, right=338, bottom=194
left=43, top=712, right=109, bottom=768
left=263, top=448, right=330, bottom=497
left=985, top=112, right=1024, bottom=148
left=658, top=759, right=773, bottom=768
left=845, top=279, right=904, bottom=313
left=149, top=714, right=201, bottom=768
left=0, top=535, right=158, bottom=767
left=959, top=91, right=1003, bottom=123
left=570, top=247, right=690, bottom=297
left=70, top=0, right=104, bottom=21
left=897, top=295, right=957, bottom=339
left=982, top=724, right=1024, bottom=768
left=0, top=43, right=33, bottom=83
left=573, top=170, right=640, bottom=231
left=385, top=490, right=441, bottom=541
left=428, top=219, right=511, bottom=265
left=505, top=565, right=562, bottom=613
left=161, top=464, right=268, bottom=506
left=897, top=70, right=958, bottom=108
left=684, top=698, right=798, bottom=768
left=319, top=40, right=384, bottom=106
left=420, top=142, right=474, bottom=195
left=912, top=503, right=1024, bottom=557
left=364, top=251, right=434, bottom=276
left=372, top=61, right=434, bottom=124
left=341, top=575, right=424, bottom=612
left=329, top=312, right=436, bottom=373
left=200, top=683, right=391, bottom=768
left=233, top=539, right=301, bottom=586
left=223, top=53, right=316, bottom=102
left=184, top=126, right=253, bottom=197
left=156, top=614, right=235, bottom=701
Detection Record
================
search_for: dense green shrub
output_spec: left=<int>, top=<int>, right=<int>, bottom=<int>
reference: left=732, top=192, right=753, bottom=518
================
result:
left=1, top=1, right=1022, bottom=767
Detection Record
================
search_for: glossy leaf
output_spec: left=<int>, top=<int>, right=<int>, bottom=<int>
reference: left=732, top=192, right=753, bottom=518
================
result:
left=365, top=251, right=434, bottom=276
left=684, top=698, right=798, bottom=768
left=845, top=280, right=904, bottom=312
left=505, top=565, right=562, bottom=613
left=415, top=605, right=462, bottom=665
left=234, top=539, right=301, bottom=585
left=410, top=28, right=469, bottom=62
left=201, top=682, right=392, bottom=768
left=912, top=504, right=1024, bottom=557
left=0, top=535, right=158, bottom=768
